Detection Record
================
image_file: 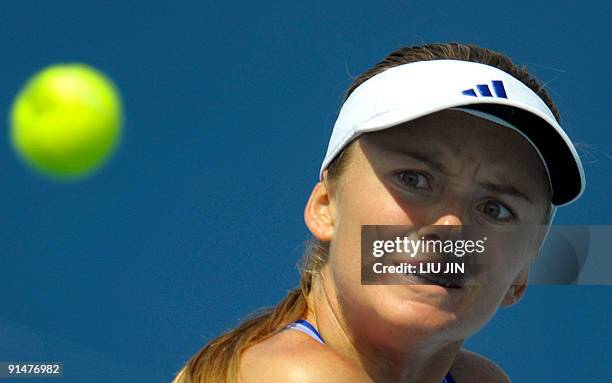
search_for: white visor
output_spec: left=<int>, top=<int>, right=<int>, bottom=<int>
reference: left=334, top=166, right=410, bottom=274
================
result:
left=319, top=59, right=585, bottom=206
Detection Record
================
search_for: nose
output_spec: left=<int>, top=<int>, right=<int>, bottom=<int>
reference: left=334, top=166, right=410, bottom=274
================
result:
left=432, top=214, right=463, bottom=226
left=417, top=213, right=463, bottom=241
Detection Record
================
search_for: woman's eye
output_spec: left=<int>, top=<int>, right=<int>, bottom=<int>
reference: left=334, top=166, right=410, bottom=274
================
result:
left=397, top=171, right=431, bottom=190
left=479, top=200, right=514, bottom=221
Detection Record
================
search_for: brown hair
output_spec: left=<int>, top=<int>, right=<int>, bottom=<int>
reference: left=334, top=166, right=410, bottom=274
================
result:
left=172, top=42, right=559, bottom=382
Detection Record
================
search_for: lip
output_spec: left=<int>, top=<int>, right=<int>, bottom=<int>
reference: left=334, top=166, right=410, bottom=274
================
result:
left=406, top=272, right=465, bottom=289
left=392, top=259, right=468, bottom=289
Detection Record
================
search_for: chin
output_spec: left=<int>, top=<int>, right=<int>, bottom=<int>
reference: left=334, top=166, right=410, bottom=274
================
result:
left=368, top=284, right=476, bottom=335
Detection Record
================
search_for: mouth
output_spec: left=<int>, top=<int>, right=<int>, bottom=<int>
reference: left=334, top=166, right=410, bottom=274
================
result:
left=408, top=272, right=465, bottom=289
left=394, top=260, right=467, bottom=289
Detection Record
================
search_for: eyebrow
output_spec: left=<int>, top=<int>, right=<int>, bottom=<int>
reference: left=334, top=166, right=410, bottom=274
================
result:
left=478, top=181, right=534, bottom=204
left=387, top=147, right=449, bottom=174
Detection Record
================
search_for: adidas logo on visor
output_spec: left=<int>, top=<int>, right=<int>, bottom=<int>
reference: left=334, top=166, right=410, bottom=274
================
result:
left=462, top=80, right=507, bottom=98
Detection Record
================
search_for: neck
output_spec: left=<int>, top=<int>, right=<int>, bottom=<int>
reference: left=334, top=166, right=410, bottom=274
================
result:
left=304, top=265, right=464, bottom=383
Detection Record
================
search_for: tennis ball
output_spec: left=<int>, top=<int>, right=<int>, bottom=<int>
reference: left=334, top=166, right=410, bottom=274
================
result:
left=9, top=63, right=122, bottom=181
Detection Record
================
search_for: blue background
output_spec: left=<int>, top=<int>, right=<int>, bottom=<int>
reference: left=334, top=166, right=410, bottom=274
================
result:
left=1, top=1, right=610, bottom=382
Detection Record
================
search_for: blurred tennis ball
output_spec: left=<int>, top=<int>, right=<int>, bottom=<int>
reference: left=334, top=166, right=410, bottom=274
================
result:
left=9, top=63, right=123, bottom=181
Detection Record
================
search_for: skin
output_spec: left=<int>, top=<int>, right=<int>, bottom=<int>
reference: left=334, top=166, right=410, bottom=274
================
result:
left=240, top=109, right=552, bottom=383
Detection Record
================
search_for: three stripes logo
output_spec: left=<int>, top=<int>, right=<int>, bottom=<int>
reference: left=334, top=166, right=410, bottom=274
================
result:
left=462, top=80, right=507, bottom=98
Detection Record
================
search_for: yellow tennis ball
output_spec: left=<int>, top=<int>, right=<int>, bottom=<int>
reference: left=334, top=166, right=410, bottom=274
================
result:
left=9, top=63, right=122, bottom=181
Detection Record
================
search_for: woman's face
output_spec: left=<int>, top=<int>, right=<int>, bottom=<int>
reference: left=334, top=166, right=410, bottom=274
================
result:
left=320, top=109, right=552, bottom=345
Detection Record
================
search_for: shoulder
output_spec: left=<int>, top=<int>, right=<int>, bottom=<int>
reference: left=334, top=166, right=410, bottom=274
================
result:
left=238, top=327, right=368, bottom=383
left=450, top=349, right=512, bottom=383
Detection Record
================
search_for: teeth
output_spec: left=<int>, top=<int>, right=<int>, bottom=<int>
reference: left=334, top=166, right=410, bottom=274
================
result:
left=393, top=261, right=465, bottom=289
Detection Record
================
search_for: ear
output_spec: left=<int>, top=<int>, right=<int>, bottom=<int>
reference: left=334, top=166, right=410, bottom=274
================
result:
left=304, top=170, right=336, bottom=241
left=500, top=267, right=529, bottom=307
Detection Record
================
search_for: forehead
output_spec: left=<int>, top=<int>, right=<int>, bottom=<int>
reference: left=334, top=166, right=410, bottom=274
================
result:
left=362, top=110, right=544, bottom=167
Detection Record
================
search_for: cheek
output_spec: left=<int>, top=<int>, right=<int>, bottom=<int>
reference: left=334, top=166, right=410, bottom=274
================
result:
left=478, top=233, right=539, bottom=284
left=330, top=184, right=414, bottom=280
left=339, top=181, right=415, bottom=226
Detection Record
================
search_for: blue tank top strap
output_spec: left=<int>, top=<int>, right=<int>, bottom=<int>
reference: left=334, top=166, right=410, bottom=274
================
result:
left=284, top=319, right=457, bottom=382
left=444, top=372, right=457, bottom=383
left=284, top=318, right=325, bottom=344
